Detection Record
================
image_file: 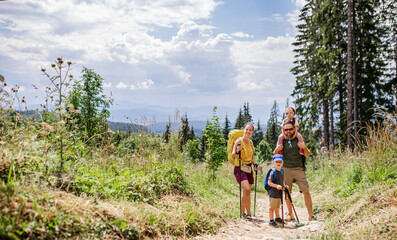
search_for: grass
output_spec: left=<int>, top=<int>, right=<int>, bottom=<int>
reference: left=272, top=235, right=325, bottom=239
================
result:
left=305, top=111, right=397, bottom=239
left=1, top=109, right=396, bottom=239
left=0, top=116, right=240, bottom=239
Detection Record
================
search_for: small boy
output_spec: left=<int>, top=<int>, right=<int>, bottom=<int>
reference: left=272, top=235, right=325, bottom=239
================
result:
left=266, top=154, right=288, bottom=227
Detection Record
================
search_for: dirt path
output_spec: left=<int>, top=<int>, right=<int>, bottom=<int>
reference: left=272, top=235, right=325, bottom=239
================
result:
left=194, top=192, right=325, bottom=240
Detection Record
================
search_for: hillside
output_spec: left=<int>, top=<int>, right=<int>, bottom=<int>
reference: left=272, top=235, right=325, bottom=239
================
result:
left=0, top=111, right=396, bottom=239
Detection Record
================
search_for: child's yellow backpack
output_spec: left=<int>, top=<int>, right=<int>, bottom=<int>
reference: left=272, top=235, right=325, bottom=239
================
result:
left=227, top=129, right=244, bottom=166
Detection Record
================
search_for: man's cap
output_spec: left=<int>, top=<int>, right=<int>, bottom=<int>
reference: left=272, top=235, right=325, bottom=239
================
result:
left=273, top=154, right=284, bottom=162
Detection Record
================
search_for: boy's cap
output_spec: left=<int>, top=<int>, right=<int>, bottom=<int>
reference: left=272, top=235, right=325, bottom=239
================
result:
left=273, top=154, right=284, bottom=162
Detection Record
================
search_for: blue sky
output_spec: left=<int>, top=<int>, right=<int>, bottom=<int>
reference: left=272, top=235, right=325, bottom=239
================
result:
left=0, top=0, right=305, bottom=121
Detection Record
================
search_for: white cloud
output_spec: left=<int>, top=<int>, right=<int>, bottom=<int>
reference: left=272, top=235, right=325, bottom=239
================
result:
left=0, top=0, right=301, bottom=108
left=0, top=0, right=219, bottom=66
left=231, top=34, right=295, bottom=91
left=294, top=0, right=307, bottom=8
left=128, top=79, right=154, bottom=91
left=116, top=82, right=127, bottom=89
left=137, top=79, right=154, bottom=89
left=231, top=32, right=253, bottom=38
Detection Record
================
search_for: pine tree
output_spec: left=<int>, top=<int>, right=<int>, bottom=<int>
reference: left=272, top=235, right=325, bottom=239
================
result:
left=380, top=0, right=397, bottom=116
left=179, top=113, right=190, bottom=150
left=291, top=0, right=393, bottom=151
left=252, top=120, right=264, bottom=146
left=234, top=108, right=244, bottom=129
left=265, top=101, right=281, bottom=151
left=164, top=122, right=171, bottom=143
left=243, top=102, right=253, bottom=124
left=188, top=125, right=195, bottom=140
left=222, top=114, right=231, bottom=141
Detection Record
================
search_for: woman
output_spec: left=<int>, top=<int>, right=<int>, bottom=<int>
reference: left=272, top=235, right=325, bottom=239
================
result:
left=231, top=122, right=258, bottom=220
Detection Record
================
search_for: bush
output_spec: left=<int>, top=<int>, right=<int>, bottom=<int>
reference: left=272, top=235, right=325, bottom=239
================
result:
left=256, top=140, right=273, bottom=163
left=184, top=139, right=201, bottom=163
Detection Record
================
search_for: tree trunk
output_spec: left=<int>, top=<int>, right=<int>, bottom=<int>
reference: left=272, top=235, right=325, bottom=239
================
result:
left=322, top=97, right=329, bottom=150
left=395, top=44, right=397, bottom=125
left=353, top=0, right=358, bottom=144
left=330, top=100, right=334, bottom=150
left=347, top=0, right=354, bottom=149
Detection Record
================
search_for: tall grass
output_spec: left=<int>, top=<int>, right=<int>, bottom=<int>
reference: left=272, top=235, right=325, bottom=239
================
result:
left=307, top=110, right=396, bottom=239
left=0, top=111, right=241, bottom=239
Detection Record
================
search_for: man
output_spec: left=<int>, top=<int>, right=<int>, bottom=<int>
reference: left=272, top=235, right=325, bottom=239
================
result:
left=274, top=120, right=315, bottom=221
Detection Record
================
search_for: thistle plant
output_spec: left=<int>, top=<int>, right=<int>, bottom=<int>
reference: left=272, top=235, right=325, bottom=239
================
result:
left=41, top=57, right=74, bottom=177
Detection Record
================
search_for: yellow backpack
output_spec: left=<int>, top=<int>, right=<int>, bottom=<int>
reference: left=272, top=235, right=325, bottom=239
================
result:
left=227, top=130, right=244, bottom=166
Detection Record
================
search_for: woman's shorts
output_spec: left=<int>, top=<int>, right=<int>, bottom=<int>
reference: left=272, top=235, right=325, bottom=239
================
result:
left=234, top=166, right=254, bottom=185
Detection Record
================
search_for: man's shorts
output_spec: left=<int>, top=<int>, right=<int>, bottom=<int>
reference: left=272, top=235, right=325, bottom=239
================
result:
left=284, top=167, right=309, bottom=192
left=234, top=166, right=254, bottom=185
left=269, top=197, right=281, bottom=209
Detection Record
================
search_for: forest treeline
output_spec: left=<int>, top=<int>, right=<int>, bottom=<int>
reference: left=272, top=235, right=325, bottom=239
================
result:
left=291, top=0, right=396, bottom=151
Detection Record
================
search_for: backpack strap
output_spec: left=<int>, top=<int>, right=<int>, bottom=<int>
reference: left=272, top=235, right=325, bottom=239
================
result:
left=271, top=168, right=277, bottom=182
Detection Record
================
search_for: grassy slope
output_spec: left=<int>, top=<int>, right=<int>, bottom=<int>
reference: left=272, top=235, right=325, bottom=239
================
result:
left=0, top=123, right=241, bottom=239
left=0, top=114, right=396, bottom=239
left=304, top=116, right=397, bottom=239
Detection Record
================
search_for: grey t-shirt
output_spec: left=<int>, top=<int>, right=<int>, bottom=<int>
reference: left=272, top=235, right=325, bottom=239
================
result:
left=282, top=138, right=302, bottom=168
left=268, top=169, right=284, bottom=198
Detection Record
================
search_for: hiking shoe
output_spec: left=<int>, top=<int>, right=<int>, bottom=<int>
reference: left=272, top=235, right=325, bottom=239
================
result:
left=299, top=149, right=304, bottom=155
left=245, top=213, right=252, bottom=221
left=285, top=213, right=295, bottom=222
left=269, top=220, right=278, bottom=227
left=309, top=215, right=316, bottom=221
left=275, top=218, right=284, bottom=224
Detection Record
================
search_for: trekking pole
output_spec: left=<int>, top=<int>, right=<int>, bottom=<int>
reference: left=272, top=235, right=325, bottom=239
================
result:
left=285, top=188, right=300, bottom=223
left=253, top=163, right=258, bottom=216
left=238, top=149, right=242, bottom=218
left=281, top=188, right=284, bottom=228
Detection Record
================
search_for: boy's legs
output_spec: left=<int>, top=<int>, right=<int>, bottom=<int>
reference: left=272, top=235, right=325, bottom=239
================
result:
left=269, top=207, right=274, bottom=220
left=269, top=197, right=280, bottom=226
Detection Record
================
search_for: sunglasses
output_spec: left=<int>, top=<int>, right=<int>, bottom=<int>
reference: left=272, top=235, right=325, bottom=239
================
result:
left=284, top=128, right=294, bottom=132
left=285, top=112, right=294, bottom=115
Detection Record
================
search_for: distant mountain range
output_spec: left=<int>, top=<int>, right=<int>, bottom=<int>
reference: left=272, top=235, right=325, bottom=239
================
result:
left=108, top=100, right=272, bottom=134
left=109, top=100, right=273, bottom=122
left=24, top=100, right=272, bottom=135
